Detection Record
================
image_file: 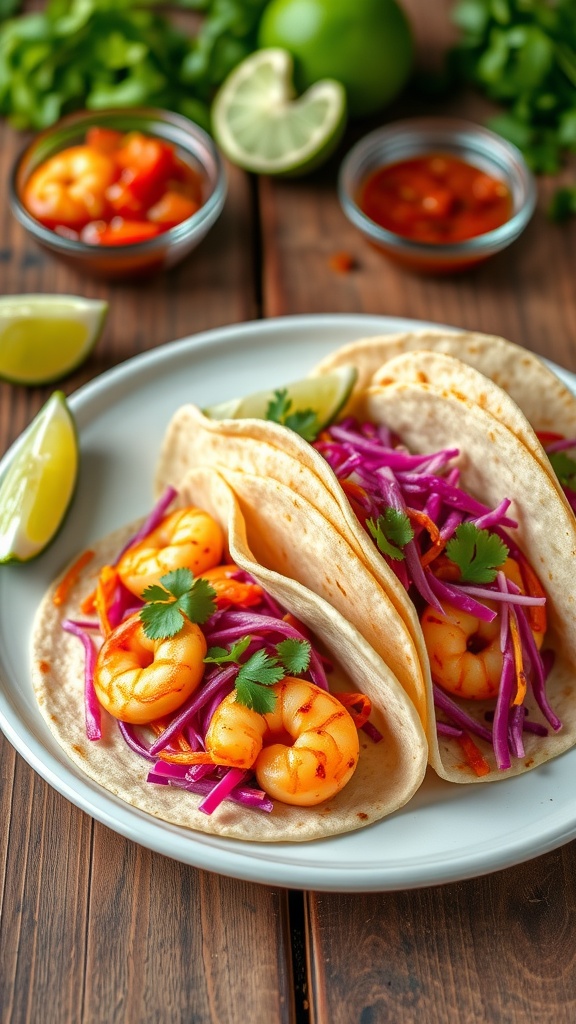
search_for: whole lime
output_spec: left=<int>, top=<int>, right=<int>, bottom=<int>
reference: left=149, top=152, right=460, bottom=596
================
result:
left=258, top=0, right=414, bottom=117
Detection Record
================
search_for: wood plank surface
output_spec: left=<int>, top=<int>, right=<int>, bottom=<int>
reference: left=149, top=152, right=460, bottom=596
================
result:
left=2, top=1, right=576, bottom=1022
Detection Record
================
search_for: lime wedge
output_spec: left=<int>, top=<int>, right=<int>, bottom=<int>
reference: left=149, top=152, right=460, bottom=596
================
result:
left=0, top=392, right=78, bottom=563
left=211, top=48, right=347, bottom=175
left=203, top=365, right=358, bottom=434
left=0, top=295, right=108, bottom=386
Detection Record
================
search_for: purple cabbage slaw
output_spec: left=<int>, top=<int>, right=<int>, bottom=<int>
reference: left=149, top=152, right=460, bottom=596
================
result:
left=62, top=488, right=381, bottom=816
left=314, top=417, right=559, bottom=772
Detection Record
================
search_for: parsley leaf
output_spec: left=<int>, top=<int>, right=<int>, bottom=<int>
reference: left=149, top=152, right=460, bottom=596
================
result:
left=139, top=568, right=216, bottom=639
left=445, top=522, right=509, bottom=584
left=548, top=450, right=576, bottom=488
left=367, top=508, right=414, bottom=561
left=265, top=389, right=320, bottom=442
left=276, top=638, right=311, bottom=675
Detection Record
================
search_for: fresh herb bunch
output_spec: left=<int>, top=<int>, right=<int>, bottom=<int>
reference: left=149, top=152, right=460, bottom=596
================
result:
left=0, top=0, right=267, bottom=131
left=451, top=0, right=576, bottom=175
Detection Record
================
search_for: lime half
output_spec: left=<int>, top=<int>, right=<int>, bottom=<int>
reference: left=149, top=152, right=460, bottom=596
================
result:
left=212, top=48, right=347, bottom=175
left=0, top=295, right=108, bottom=386
left=203, top=365, right=358, bottom=435
left=0, top=392, right=78, bottom=563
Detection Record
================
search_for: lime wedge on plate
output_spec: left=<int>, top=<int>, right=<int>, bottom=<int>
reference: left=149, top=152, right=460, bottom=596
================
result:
left=212, top=48, right=347, bottom=175
left=0, top=391, right=78, bottom=563
left=0, top=295, right=108, bottom=386
left=203, top=365, right=358, bottom=434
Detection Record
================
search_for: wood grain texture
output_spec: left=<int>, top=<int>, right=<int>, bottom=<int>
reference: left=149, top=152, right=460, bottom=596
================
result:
left=307, top=845, right=576, bottom=1024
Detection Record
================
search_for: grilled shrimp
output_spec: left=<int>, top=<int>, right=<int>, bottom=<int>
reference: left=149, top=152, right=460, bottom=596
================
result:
left=93, top=612, right=207, bottom=724
left=204, top=679, right=361, bottom=806
left=118, top=506, right=224, bottom=598
left=421, top=556, right=544, bottom=700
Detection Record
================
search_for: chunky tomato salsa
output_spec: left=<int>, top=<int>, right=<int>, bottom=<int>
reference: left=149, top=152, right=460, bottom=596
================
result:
left=22, top=128, right=205, bottom=246
left=358, top=153, right=512, bottom=245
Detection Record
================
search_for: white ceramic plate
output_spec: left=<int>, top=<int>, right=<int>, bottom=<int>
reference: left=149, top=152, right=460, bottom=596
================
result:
left=1, top=313, right=575, bottom=893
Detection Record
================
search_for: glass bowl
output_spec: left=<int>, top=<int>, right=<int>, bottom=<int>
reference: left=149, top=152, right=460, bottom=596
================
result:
left=338, top=117, right=537, bottom=274
left=10, top=107, right=227, bottom=280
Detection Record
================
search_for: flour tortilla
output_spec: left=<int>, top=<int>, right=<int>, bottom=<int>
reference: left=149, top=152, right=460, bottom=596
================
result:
left=311, top=328, right=576, bottom=439
left=371, top=349, right=574, bottom=511
left=154, top=390, right=576, bottom=783
left=32, top=467, right=427, bottom=842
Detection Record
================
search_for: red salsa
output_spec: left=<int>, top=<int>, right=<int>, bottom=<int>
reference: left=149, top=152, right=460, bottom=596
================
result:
left=358, top=153, right=512, bottom=245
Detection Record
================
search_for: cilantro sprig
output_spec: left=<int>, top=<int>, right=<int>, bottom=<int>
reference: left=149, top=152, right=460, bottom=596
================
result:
left=205, top=635, right=312, bottom=714
left=265, top=390, right=320, bottom=442
left=548, top=450, right=576, bottom=489
left=367, top=508, right=414, bottom=561
left=445, top=523, right=509, bottom=584
left=139, top=568, right=216, bottom=639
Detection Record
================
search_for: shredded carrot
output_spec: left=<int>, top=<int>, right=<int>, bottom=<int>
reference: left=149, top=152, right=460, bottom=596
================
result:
left=336, top=692, right=372, bottom=728
left=457, top=734, right=490, bottom=777
left=406, top=507, right=441, bottom=544
left=94, top=564, right=119, bottom=636
left=150, top=718, right=194, bottom=753
left=516, top=552, right=547, bottom=637
left=420, top=538, right=448, bottom=568
left=81, top=590, right=97, bottom=615
left=53, top=549, right=95, bottom=607
left=509, top=611, right=527, bottom=706
left=282, top=612, right=311, bottom=640
left=340, top=479, right=369, bottom=524
left=157, top=750, right=215, bottom=765
left=199, top=565, right=264, bottom=607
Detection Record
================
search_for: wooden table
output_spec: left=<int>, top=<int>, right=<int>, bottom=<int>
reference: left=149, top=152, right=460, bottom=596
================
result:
left=3, top=3, right=576, bottom=1021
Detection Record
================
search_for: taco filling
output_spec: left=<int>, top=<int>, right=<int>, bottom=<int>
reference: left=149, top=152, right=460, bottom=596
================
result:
left=57, top=486, right=382, bottom=815
left=313, top=416, right=557, bottom=776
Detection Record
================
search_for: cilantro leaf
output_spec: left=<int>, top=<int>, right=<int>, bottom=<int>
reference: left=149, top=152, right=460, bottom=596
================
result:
left=204, top=635, right=252, bottom=664
left=236, top=649, right=285, bottom=688
left=548, top=450, right=576, bottom=488
left=139, top=601, right=185, bottom=640
left=265, top=389, right=320, bottom=442
left=235, top=649, right=285, bottom=712
left=445, top=522, right=509, bottom=584
left=276, top=638, right=311, bottom=675
left=367, top=508, right=414, bottom=561
left=235, top=677, right=278, bottom=715
left=139, top=568, right=216, bottom=640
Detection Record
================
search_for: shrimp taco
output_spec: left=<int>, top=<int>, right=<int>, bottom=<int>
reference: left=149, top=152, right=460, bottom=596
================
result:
left=32, top=466, right=427, bottom=842
left=155, top=376, right=576, bottom=785
left=312, top=328, right=576, bottom=512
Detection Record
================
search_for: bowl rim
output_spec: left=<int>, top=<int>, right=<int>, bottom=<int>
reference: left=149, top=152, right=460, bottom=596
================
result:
left=338, top=116, right=537, bottom=259
left=9, top=106, right=227, bottom=256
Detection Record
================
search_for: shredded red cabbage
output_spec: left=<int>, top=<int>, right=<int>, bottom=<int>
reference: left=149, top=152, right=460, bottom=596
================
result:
left=315, top=417, right=560, bottom=772
left=62, top=619, right=101, bottom=740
